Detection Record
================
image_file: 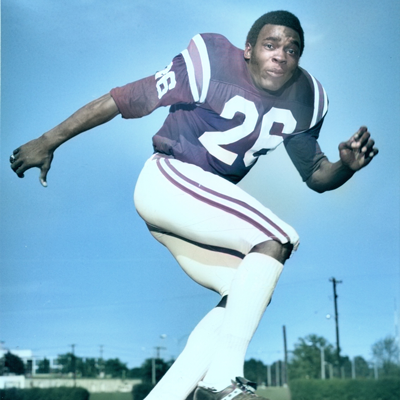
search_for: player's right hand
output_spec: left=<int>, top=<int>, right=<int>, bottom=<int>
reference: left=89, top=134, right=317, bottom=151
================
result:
left=10, top=136, right=54, bottom=187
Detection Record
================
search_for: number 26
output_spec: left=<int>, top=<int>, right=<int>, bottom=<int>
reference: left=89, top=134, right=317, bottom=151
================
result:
left=198, top=95, right=297, bottom=167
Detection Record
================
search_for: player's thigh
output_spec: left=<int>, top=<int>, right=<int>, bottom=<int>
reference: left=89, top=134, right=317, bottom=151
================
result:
left=134, top=155, right=299, bottom=256
left=151, top=231, right=240, bottom=297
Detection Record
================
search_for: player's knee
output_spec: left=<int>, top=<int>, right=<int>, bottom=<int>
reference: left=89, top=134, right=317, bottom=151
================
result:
left=250, top=240, right=293, bottom=264
left=216, top=295, right=228, bottom=308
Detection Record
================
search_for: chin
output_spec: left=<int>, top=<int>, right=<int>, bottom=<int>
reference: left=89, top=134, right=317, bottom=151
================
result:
left=263, top=81, right=285, bottom=91
left=264, top=76, right=291, bottom=91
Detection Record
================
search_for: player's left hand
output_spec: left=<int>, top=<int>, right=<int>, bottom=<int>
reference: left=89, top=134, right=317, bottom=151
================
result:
left=338, top=126, right=378, bottom=171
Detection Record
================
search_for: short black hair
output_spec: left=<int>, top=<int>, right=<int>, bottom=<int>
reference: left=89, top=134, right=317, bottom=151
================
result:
left=246, top=10, right=304, bottom=56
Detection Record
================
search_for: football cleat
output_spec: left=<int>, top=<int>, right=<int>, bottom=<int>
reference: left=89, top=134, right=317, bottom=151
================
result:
left=194, top=377, right=270, bottom=400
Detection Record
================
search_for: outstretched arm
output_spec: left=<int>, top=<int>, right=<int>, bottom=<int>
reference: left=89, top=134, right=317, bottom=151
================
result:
left=306, top=126, right=378, bottom=193
left=10, top=93, right=120, bottom=187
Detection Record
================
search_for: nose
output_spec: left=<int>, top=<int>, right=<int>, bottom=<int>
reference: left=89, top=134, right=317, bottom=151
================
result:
left=272, top=49, right=287, bottom=64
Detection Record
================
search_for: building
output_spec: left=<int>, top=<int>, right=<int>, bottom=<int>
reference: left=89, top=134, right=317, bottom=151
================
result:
left=0, top=348, right=36, bottom=375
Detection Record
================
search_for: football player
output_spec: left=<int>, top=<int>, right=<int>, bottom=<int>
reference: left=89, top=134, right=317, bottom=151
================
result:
left=10, top=10, right=377, bottom=400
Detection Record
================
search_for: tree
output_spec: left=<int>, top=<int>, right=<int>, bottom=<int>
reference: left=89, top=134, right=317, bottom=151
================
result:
left=37, top=358, right=50, bottom=374
left=4, top=352, right=25, bottom=375
left=129, top=358, right=173, bottom=400
left=353, top=356, right=372, bottom=378
left=371, top=335, right=400, bottom=378
left=128, top=366, right=143, bottom=379
left=244, top=359, right=267, bottom=386
left=56, top=353, right=131, bottom=378
left=56, top=352, right=78, bottom=375
left=104, top=358, right=129, bottom=378
left=79, top=358, right=99, bottom=378
left=288, top=334, right=335, bottom=380
left=338, top=355, right=371, bottom=379
left=140, top=358, right=173, bottom=384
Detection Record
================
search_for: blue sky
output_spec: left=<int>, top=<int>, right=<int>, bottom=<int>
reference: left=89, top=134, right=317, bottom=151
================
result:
left=1, top=0, right=399, bottom=369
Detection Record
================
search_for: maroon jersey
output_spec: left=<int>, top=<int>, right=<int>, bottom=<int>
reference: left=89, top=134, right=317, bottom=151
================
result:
left=111, top=33, right=328, bottom=183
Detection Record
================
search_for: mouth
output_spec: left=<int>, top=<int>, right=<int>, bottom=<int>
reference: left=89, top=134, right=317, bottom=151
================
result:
left=267, top=69, right=286, bottom=77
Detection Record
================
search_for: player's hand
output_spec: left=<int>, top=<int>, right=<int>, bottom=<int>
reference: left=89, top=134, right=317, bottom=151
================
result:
left=10, top=136, right=54, bottom=187
left=338, top=126, right=378, bottom=172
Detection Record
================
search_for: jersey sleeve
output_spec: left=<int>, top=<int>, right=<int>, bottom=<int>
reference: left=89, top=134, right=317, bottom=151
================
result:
left=284, top=118, right=327, bottom=181
left=110, top=34, right=213, bottom=119
left=110, top=75, right=160, bottom=119
left=180, top=34, right=212, bottom=103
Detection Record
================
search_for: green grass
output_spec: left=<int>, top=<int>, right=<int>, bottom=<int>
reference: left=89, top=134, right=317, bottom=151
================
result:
left=89, top=387, right=290, bottom=400
left=90, top=393, right=132, bottom=400
left=257, top=386, right=291, bottom=400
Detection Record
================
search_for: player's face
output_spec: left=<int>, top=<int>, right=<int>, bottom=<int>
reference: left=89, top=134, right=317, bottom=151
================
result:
left=244, top=24, right=301, bottom=92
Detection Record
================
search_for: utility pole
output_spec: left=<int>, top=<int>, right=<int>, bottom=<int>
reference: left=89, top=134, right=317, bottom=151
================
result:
left=282, top=325, right=288, bottom=385
left=70, top=344, right=76, bottom=386
left=373, top=362, right=379, bottom=379
left=152, top=358, right=156, bottom=385
left=395, top=299, right=400, bottom=364
left=0, top=341, right=5, bottom=375
left=152, top=346, right=166, bottom=384
left=330, top=277, right=342, bottom=371
left=320, top=346, right=326, bottom=380
left=154, top=346, right=166, bottom=359
left=99, top=345, right=104, bottom=378
left=275, top=361, right=280, bottom=387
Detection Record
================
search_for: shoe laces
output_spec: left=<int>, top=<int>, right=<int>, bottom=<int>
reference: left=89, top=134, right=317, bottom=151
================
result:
left=235, top=377, right=257, bottom=395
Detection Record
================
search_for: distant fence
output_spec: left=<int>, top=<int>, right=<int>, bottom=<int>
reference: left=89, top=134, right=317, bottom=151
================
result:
left=0, top=376, right=26, bottom=389
left=24, top=377, right=141, bottom=393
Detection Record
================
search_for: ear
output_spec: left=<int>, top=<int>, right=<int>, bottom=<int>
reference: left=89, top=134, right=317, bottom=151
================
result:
left=244, top=42, right=252, bottom=60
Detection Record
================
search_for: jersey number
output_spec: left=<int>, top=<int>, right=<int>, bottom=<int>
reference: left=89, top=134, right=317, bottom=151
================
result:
left=198, top=95, right=297, bottom=167
left=155, top=63, right=176, bottom=99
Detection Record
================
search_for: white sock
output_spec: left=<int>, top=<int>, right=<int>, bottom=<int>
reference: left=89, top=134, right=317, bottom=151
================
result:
left=201, top=253, right=283, bottom=391
left=144, top=306, right=225, bottom=400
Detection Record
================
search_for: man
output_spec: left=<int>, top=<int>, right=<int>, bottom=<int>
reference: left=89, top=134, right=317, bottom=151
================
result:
left=10, top=10, right=377, bottom=400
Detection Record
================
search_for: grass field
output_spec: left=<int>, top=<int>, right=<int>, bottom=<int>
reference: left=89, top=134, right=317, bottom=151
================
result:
left=257, top=386, right=291, bottom=400
left=90, top=393, right=132, bottom=400
left=90, top=387, right=290, bottom=400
